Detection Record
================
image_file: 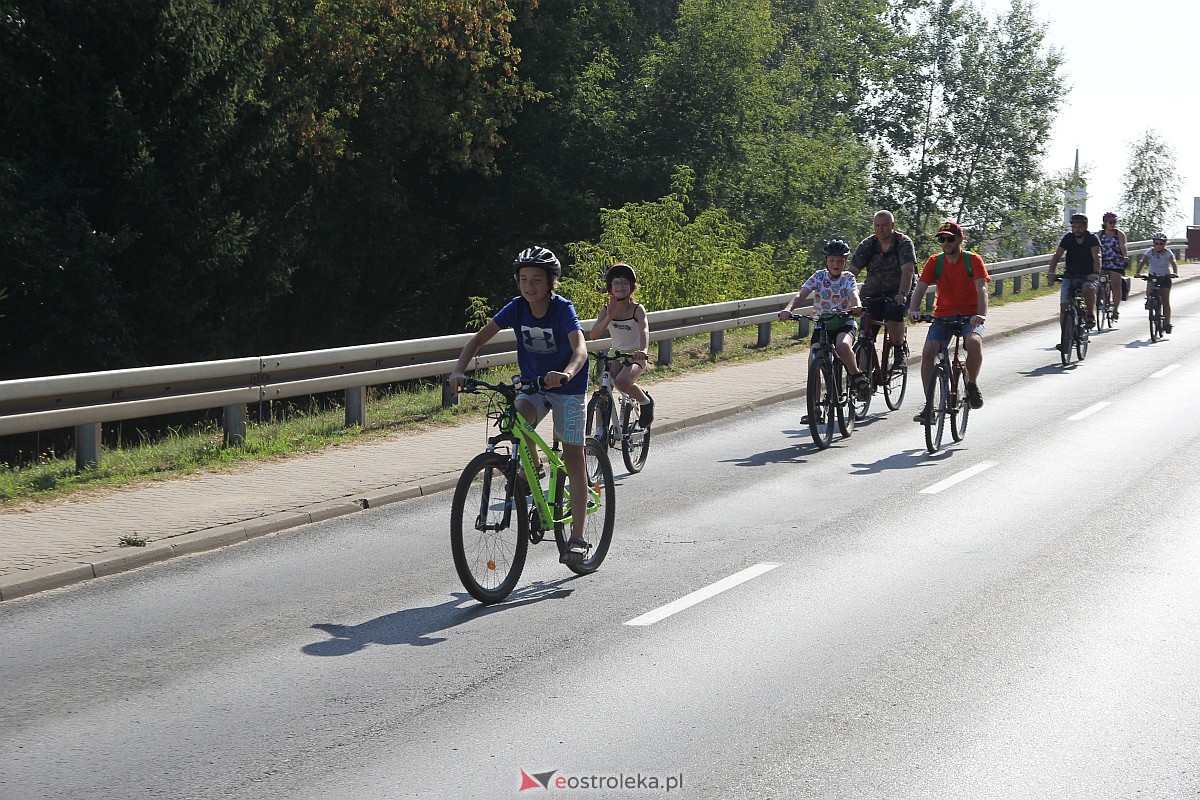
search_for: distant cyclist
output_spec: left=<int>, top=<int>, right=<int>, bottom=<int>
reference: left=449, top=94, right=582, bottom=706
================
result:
left=1136, top=233, right=1179, bottom=333
left=590, top=263, right=653, bottom=427
left=849, top=210, right=916, bottom=371
left=907, top=221, right=989, bottom=422
left=1048, top=213, right=1102, bottom=330
left=779, top=239, right=868, bottom=422
left=1098, top=211, right=1129, bottom=321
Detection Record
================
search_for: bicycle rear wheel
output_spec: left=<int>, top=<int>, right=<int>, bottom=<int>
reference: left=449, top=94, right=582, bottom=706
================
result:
left=925, top=365, right=949, bottom=454
left=835, top=362, right=855, bottom=437
left=1059, top=308, right=1074, bottom=366
left=554, top=437, right=616, bottom=575
left=807, top=358, right=835, bottom=450
left=884, top=341, right=909, bottom=411
left=950, top=363, right=970, bottom=442
left=619, top=401, right=651, bottom=473
left=850, top=339, right=872, bottom=419
left=450, top=452, right=528, bottom=604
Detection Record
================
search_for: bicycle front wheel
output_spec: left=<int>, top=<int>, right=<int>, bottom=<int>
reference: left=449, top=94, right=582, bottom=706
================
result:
left=807, top=358, right=835, bottom=450
left=850, top=340, right=872, bottom=419
left=586, top=393, right=612, bottom=447
left=1076, top=319, right=1089, bottom=361
left=620, top=401, right=651, bottom=473
left=1059, top=308, right=1074, bottom=366
left=835, top=362, right=855, bottom=437
left=1149, top=295, right=1162, bottom=342
left=950, top=364, right=970, bottom=442
left=884, top=341, right=909, bottom=411
left=925, top=365, right=949, bottom=454
left=450, top=452, right=528, bottom=604
left=554, top=437, right=616, bottom=575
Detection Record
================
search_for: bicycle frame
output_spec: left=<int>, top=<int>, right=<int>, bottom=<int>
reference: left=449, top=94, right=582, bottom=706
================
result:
left=481, top=383, right=596, bottom=531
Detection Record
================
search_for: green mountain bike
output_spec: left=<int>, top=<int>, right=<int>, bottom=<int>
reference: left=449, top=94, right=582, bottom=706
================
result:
left=451, top=377, right=616, bottom=604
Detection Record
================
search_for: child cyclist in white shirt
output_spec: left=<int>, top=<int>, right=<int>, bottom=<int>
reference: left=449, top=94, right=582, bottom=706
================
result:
left=1136, top=232, right=1179, bottom=332
left=590, top=263, right=654, bottom=427
left=778, top=239, right=868, bottom=418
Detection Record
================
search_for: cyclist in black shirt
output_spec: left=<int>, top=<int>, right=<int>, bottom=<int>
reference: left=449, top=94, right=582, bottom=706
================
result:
left=1048, top=213, right=1102, bottom=329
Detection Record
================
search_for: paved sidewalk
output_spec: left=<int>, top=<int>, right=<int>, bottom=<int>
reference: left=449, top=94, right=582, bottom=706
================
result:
left=3, top=267, right=1194, bottom=600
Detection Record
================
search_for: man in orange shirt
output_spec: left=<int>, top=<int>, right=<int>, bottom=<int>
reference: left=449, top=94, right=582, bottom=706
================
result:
left=907, top=221, right=990, bottom=422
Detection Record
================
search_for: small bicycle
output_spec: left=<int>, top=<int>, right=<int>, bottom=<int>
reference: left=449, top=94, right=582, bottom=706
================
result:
left=1139, top=273, right=1175, bottom=342
left=790, top=312, right=856, bottom=450
left=1052, top=274, right=1090, bottom=366
left=1094, top=272, right=1112, bottom=331
left=850, top=305, right=909, bottom=419
left=586, top=349, right=651, bottom=473
left=916, top=314, right=971, bottom=454
left=451, top=376, right=616, bottom=604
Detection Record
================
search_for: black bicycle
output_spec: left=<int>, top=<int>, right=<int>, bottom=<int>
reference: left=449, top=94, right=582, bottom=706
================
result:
left=1138, top=273, right=1176, bottom=342
left=1052, top=274, right=1090, bottom=366
left=850, top=305, right=909, bottom=419
left=1094, top=272, right=1112, bottom=331
left=586, top=349, right=651, bottom=473
left=790, top=312, right=856, bottom=450
left=916, top=314, right=971, bottom=454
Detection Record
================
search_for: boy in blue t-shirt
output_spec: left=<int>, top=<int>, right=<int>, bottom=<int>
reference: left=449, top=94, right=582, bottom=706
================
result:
left=449, top=246, right=592, bottom=563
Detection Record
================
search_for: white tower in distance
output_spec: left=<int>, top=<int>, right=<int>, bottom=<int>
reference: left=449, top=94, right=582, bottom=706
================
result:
left=1063, top=149, right=1088, bottom=228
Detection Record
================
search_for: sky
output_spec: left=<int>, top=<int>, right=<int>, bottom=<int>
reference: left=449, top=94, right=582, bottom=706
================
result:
left=976, top=0, right=1199, bottom=235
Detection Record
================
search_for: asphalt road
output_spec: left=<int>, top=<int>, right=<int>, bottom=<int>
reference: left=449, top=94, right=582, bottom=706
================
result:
left=3, top=284, right=1199, bottom=800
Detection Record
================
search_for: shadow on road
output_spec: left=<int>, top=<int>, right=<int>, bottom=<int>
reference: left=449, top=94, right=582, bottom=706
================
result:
left=301, top=578, right=576, bottom=656
left=848, top=447, right=952, bottom=475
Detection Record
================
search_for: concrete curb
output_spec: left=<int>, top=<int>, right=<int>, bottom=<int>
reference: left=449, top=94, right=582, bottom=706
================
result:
left=2, top=273, right=1190, bottom=601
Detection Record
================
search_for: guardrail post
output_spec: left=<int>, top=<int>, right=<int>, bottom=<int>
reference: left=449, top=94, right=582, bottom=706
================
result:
left=1013, top=274, right=1022, bottom=294
left=441, top=377, right=458, bottom=408
left=346, top=386, right=366, bottom=428
left=1031, top=271, right=1040, bottom=289
left=657, top=339, right=673, bottom=366
left=795, top=318, right=810, bottom=338
left=757, top=322, right=771, bottom=347
left=993, top=278, right=1004, bottom=298
left=223, top=404, right=246, bottom=446
left=74, top=423, right=101, bottom=471
left=710, top=330, right=724, bottom=358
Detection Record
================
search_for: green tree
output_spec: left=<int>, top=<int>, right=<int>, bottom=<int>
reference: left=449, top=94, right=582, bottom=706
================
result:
left=1117, top=130, right=1181, bottom=240
left=562, top=168, right=782, bottom=319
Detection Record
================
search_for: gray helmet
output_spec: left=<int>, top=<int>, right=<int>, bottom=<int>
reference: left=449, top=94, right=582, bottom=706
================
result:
left=1069, top=213, right=1088, bottom=225
left=513, top=246, right=562, bottom=278
left=822, top=239, right=851, bottom=257
left=1152, top=232, right=1168, bottom=241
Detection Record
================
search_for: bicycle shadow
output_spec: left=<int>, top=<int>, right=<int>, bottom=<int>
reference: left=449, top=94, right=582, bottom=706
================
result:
left=1124, top=339, right=1156, bottom=349
left=848, top=447, right=952, bottom=474
left=301, top=579, right=576, bottom=657
left=1019, top=360, right=1079, bottom=377
left=722, top=442, right=814, bottom=466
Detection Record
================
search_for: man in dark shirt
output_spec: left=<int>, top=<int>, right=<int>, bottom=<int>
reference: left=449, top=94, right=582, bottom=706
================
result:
left=849, top=210, right=917, bottom=371
left=1048, top=213, right=1102, bottom=328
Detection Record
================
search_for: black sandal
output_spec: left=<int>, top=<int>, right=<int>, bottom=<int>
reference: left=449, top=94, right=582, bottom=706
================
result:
left=560, top=537, right=591, bottom=564
left=851, top=372, right=870, bottom=392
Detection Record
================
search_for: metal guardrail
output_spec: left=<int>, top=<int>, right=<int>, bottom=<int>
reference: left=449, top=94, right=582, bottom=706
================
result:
left=1, top=239, right=1184, bottom=468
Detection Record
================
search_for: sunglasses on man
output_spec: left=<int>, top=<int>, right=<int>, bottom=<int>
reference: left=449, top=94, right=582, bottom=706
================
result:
left=936, top=234, right=957, bottom=243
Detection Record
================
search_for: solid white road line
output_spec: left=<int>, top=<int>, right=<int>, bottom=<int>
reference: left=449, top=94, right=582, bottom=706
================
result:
left=1151, top=364, right=1180, bottom=378
left=919, top=461, right=997, bottom=495
left=1068, top=401, right=1111, bottom=421
left=624, top=563, right=782, bottom=626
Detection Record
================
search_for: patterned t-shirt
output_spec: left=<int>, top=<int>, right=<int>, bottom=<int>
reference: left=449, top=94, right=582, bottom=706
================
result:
left=801, top=269, right=858, bottom=314
left=850, top=233, right=917, bottom=297
left=492, top=294, right=587, bottom=394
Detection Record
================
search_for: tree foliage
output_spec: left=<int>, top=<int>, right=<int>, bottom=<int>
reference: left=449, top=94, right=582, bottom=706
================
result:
left=1117, top=130, right=1181, bottom=241
left=0, top=0, right=1071, bottom=381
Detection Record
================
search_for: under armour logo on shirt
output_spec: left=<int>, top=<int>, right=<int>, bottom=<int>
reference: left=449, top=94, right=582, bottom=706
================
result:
left=521, top=326, right=557, bottom=353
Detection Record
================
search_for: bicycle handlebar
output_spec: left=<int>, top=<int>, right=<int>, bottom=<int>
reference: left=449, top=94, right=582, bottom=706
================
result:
left=458, top=375, right=545, bottom=400
left=1137, top=274, right=1178, bottom=279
